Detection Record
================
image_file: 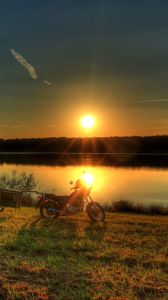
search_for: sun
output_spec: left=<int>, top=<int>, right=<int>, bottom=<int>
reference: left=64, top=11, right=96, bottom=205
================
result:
left=81, top=115, right=94, bottom=129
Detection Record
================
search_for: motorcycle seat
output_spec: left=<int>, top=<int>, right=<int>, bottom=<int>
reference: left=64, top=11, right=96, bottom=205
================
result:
left=45, top=194, right=68, bottom=202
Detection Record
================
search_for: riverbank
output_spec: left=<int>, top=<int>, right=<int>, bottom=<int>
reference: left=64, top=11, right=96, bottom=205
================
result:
left=105, top=200, right=168, bottom=215
left=0, top=208, right=168, bottom=299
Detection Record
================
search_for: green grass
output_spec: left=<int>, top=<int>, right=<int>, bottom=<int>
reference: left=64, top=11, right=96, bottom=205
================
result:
left=0, top=208, right=168, bottom=299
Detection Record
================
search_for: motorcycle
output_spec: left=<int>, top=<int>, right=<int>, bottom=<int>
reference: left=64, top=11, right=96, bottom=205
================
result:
left=36, top=179, right=105, bottom=221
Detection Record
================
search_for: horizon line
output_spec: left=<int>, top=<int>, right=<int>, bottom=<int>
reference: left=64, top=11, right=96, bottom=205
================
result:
left=0, top=134, right=168, bottom=140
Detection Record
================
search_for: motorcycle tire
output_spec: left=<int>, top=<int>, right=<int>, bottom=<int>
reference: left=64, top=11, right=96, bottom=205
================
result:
left=40, top=200, right=60, bottom=219
left=86, top=202, right=105, bottom=222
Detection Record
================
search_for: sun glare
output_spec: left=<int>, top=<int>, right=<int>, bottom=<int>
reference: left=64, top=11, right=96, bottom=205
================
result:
left=73, top=167, right=104, bottom=192
left=82, top=172, right=94, bottom=186
left=81, top=115, right=94, bottom=129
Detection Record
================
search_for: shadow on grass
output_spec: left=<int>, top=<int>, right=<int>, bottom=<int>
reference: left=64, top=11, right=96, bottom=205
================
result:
left=2, top=216, right=109, bottom=299
left=85, top=221, right=107, bottom=242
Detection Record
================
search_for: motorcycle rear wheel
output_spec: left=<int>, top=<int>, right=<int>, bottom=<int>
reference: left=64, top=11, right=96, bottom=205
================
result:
left=86, top=202, right=105, bottom=222
left=40, top=200, right=60, bottom=219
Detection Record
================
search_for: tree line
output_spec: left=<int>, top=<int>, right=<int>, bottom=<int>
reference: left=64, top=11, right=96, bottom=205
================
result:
left=0, top=136, right=168, bottom=153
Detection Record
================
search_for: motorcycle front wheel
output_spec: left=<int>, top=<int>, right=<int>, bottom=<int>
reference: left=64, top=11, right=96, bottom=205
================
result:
left=40, top=200, right=60, bottom=219
left=86, top=202, right=105, bottom=221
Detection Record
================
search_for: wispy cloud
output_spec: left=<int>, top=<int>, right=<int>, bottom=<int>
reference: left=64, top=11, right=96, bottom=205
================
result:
left=43, top=80, right=52, bottom=86
left=10, top=48, right=39, bottom=80
left=136, top=98, right=168, bottom=103
left=13, top=124, right=26, bottom=129
left=10, top=48, right=53, bottom=86
left=0, top=124, right=26, bottom=130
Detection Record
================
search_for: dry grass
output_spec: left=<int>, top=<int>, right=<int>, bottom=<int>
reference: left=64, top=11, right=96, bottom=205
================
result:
left=0, top=207, right=168, bottom=299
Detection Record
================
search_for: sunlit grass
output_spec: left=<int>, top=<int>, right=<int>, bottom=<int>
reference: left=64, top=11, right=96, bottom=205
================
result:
left=0, top=208, right=167, bottom=299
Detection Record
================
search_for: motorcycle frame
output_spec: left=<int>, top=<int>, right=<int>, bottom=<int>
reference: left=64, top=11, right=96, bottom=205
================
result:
left=40, top=192, right=94, bottom=216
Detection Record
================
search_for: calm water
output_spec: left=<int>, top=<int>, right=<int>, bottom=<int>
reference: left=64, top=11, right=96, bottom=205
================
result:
left=0, top=160, right=168, bottom=207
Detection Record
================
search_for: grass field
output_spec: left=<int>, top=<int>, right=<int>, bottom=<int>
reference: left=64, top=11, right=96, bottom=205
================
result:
left=0, top=208, right=168, bottom=300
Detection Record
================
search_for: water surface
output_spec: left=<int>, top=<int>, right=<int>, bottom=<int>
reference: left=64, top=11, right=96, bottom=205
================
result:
left=0, top=160, right=168, bottom=207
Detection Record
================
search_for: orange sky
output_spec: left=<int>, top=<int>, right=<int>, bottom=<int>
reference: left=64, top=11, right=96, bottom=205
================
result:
left=1, top=1, right=168, bottom=138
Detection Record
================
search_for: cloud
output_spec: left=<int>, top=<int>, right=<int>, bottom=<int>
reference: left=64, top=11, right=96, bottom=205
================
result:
left=13, top=124, right=26, bottom=129
left=10, top=48, right=39, bottom=80
left=0, top=124, right=26, bottom=130
left=10, top=48, right=53, bottom=85
left=43, top=80, right=52, bottom=86
left=136, top=98, right=168, bottom=103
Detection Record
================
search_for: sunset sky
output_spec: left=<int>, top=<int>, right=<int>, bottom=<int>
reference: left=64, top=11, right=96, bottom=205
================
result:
left=1, top=1, right=168, bottom=138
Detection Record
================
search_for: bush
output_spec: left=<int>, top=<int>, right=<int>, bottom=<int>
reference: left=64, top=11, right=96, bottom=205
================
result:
left=0, top=170, right=39, bottom=191
left=105, top=200, right=168, bottom=215
left=0, top=170, right=39, bottom=207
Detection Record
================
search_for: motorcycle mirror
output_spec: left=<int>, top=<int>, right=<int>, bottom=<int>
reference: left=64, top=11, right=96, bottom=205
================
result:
left=69, top=180, right=73, bottom=185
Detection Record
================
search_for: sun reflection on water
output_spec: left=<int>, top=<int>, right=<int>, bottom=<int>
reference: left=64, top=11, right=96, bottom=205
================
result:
left=72, top=167, right=104, bottom=193
left=82, top=172, right=94, bottom=186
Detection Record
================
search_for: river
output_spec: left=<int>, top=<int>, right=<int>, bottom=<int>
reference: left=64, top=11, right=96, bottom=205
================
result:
left=0, top=155, right=168, bottom=207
